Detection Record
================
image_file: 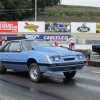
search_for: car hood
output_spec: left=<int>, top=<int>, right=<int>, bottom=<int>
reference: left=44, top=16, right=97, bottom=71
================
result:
left=32, top=46, right=77, bottom=56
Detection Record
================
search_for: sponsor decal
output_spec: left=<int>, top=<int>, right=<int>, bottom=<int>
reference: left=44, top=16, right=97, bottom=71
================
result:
left=18, top=21, right=45, bottom=32
left=24, top=34, right=70, bottom=41
left=24, top=22, right=39, bottom=32
left=77, top=23, right=90, bottom=32
left=25, top=34, right=39, bottom=39
left=43, top=35, right=69, bottom=41
left=45, top=22, right=71, bottom=32
left=0, top=34, right=17, bottom=40
left=1, top=36, right=5, bottom=39
left=0, top=21, right=18, bottom=32
left=96, top=22, right=100, bottom=33
left=17, top=34, right=22, bottom=36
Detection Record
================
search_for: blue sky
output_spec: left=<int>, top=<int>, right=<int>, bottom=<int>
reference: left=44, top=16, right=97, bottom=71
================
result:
left=61, top=0, right=100, bottom=7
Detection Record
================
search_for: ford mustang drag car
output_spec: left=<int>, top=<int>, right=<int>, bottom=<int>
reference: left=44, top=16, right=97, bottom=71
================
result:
left=0, top=39, right=86, bottom=83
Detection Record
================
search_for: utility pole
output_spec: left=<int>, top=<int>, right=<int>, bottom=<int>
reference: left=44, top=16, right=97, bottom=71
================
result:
left=35, top=0, right=37, bottom=21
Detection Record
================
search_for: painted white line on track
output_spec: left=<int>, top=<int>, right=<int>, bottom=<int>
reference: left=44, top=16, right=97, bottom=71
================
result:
left=76, top=83, right=100, bottom=92
left=0, top=93, right=16, bottom=100
left=92, top=71, right=100, bottom=74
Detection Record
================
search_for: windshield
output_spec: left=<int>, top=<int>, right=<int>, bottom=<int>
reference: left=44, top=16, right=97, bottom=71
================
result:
left=22, top=40, right=52, bottom=50
left=58, top=24, right=64, bottom=27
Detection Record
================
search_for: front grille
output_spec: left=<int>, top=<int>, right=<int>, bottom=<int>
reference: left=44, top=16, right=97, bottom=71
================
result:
left=57, top=62, right=85, bottom=66
left=64, top=58, right=75, bottom=61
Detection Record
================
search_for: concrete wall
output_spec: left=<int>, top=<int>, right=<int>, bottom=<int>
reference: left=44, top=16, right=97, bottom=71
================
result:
left=19, top=33, right=100, bottom=44
left=53, top=44, right=92, bottom=50
left=70, top=33, right=100, bottom=40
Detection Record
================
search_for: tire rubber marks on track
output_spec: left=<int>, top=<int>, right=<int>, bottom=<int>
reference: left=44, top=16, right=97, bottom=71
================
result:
left=0, top=93, right=16, bottom=100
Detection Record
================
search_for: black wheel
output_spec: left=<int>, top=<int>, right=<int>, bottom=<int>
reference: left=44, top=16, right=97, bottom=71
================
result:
left=0, top=61, right=7, bottom=74
left=63, top=71, right=76, bottom=79
left=29, top=63, right=42, bottom=83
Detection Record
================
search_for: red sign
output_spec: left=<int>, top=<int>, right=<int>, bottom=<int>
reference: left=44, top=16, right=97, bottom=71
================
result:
left=0, top=21, right=18, bottom=32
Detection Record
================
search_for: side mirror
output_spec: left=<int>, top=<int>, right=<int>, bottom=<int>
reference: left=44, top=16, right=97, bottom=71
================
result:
left=32, top=48, right=34, bottom=50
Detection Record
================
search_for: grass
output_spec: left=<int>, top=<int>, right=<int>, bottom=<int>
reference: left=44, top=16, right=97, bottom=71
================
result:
left=24, top=5, right=100, bottom=22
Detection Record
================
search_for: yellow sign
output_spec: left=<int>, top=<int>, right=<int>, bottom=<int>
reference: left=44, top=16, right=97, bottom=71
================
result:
left=17, top=34, right=22, bottom=36
left=96, top=22, right=100, bottom=33
left=1, top=36, right=5, bottom=39
left=24, top=22, right=39, bottom=32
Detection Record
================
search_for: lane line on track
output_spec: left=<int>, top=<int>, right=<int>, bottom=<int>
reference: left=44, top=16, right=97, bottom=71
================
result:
left=0, top=93, right=16, bottom=100
left=92, top=71, right=100, bottom=74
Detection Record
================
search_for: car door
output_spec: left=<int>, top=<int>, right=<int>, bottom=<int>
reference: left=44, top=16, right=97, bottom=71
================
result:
left=0, top=42, right=11, bottom=66
left=3, top=41, right=26, bottom=70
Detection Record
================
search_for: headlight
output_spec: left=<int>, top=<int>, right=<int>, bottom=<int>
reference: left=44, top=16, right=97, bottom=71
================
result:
left=54, top=56, right=60, bottom=61
left=50, top=57, right=54, bottom=61
left=50, top=56, right=60, bottom=61
left=76, top=55, right=83, bottom=59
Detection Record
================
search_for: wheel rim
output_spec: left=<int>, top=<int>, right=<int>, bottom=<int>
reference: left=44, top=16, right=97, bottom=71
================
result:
left=30, top=67, right=38, bottom=80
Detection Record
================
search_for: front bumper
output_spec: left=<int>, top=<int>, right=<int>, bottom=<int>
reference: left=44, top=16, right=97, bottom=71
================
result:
left=39, top=61, right=85, bottom=73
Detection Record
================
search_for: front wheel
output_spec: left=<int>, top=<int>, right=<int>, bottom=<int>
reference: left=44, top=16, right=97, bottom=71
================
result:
left=29, top=63, right=42, bottom=83
left=0, top=61, right=6, bottom=74
left=63, top=71, right=76, bottom=79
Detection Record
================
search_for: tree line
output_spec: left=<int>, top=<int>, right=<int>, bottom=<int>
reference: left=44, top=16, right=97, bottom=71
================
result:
left=0, top=0, right=61, bottom=20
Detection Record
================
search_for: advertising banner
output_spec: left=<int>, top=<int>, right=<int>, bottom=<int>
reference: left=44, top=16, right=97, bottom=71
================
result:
left=24, top=34, right=40, bottom=39
left=0, top=34, right=18, bottom=40
left=0, top=21, right=18, bottom=32
left=45, top=22, right=71, bottom=32
left=96, top=22, right=100, bottom=33
left=71, top=22, right=96, bottom=33
left=23, top=34, right=71, bottom=41
left=0, top=34, right=71, bottom=41
left=18, top=21, right=45, bottom=32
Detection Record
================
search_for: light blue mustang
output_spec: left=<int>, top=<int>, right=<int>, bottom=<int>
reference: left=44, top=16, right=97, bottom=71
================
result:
left=0, top=39, right=86, bottom=83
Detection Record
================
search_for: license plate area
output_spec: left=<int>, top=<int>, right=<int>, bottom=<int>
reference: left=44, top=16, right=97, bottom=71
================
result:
left=64, top=67, right=76, bottom=71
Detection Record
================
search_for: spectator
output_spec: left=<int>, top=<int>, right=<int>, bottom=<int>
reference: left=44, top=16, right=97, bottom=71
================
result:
left=5, top=36, right=7, bottom=42
left=48, top=23, right=54, bottom=31
left=76, top=36, right=79, bottom=44
left=0, top=36, right=3, bottom=46
left=35, top=36, right=39, bottom=39
left=68, top=35, right=75, bottom=50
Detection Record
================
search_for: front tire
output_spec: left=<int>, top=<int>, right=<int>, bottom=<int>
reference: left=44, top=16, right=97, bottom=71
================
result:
left=0, top=61, right=7, bottom=74
left=29, top=63, right=42, bottom=83
left=63, top=71, right=76, bottom=79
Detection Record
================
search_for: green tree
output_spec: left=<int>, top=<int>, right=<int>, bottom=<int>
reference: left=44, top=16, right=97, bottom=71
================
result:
left=0, top=0, right=61, bottom=20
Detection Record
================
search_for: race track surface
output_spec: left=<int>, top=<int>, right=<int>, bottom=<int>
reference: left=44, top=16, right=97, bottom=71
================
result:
left=0, top=66, right=100, bottom=100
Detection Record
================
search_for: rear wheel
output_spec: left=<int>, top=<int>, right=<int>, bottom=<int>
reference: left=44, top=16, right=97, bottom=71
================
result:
left=0, top=61, right=7, bottom=74
left=63, top=71, right=76, bottom=79
left=29, top=63, right=42, bottom=83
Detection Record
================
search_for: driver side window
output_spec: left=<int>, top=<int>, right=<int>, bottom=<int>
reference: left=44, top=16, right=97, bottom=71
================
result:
left=7, top=42, right=20, bottom=52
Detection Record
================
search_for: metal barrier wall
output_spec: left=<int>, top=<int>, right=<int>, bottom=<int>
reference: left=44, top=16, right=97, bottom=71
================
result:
left=85, top=40, right=100, bottom=44
left=49, top=39, right=100, bottom=44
